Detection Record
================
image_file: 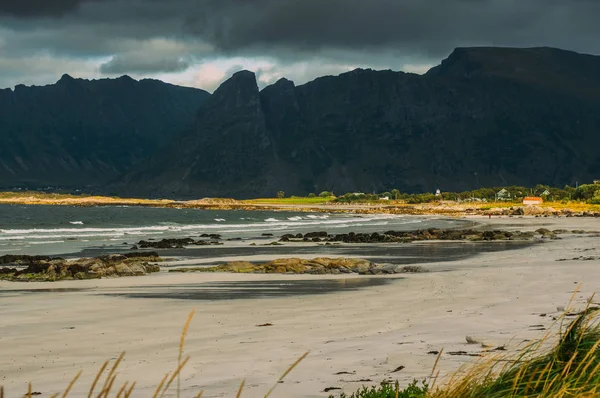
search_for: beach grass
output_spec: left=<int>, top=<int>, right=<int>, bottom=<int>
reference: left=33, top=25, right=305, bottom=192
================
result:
left=3, top=300, right=600, bottom=398
left=429, top=293, right=600, bottom=398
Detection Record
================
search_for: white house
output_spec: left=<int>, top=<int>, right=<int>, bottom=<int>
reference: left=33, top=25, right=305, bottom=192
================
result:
left=496, top=188, right=511, bottom=201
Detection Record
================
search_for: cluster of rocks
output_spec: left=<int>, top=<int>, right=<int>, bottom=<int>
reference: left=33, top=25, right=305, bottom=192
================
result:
left=0, top=252, right=161, bottom=281
left=481, top=206, right=600, bottom=218
left=280, top=229, right=539, bottom=244
left=137, top=235, right=222, bottom=249
left=169, top=257, right=427, bottom=275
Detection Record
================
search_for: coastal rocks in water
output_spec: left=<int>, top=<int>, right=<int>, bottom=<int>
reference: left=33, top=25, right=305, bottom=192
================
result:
left=279, top=229, right=535, bottom=244
left=169, top=257, right=428, bottom=275
left=0, top=252, right=161, bottom=281
left=138, top=237, right=222, bottom=249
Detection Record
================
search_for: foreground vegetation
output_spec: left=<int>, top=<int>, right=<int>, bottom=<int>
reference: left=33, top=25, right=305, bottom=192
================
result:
left=4, top=300, right=599, bottom=398
left=329, top=184, right=600, bottom=205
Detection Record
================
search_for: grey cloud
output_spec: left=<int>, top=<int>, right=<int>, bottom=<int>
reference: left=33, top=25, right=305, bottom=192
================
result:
left=100, top=54, right=192, bottom=74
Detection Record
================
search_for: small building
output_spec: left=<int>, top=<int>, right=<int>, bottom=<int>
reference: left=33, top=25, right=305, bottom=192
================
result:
left=523, top=196, right=543, bottom=205
left=496, top=188, right=511, bottom=201
left=435, top=189, right=441, bottom=197
left=380, top=196, right=390, bottom=201
left=594, top=180, right=600, bottom=185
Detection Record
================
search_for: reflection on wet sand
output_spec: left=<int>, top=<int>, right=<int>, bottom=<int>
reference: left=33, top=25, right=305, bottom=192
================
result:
left=102, top=278, right=394, bottom=301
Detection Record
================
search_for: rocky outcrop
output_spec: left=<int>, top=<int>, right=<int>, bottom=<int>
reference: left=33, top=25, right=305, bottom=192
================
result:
left=279, top=229, right=536, bottom=243
left=121, top=70, right=280, bottom=197
left=169, top=257, right=428, bottom=275
left=0, top=252, right=161, bottom=281
left=138, top=236, right=223, bottom=249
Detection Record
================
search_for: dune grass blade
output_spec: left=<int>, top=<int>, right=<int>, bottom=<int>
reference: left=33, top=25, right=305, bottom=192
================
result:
left=152, top=373, right=170, bottom=398
left=114, top=382, right=128, bottom=398
left=97, top=352, right=124, bottom=397
left=178, top=309, right=195, bottom=398
left=88, top=360, right=109, bottom=398
left=97, top=374, right=117, bottom=398
left=160, top=356, right=190, bottom=398
left=264, top=351, right=309, bottom=398
left=124, top=381, right=136, bottom=398
left=236, top=380, right=246, bottom=398
left=62, top=371, right=82, bottom=398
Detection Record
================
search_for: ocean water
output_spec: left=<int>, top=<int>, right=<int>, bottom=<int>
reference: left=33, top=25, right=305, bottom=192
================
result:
left=0, top=204, right=470, bottom=256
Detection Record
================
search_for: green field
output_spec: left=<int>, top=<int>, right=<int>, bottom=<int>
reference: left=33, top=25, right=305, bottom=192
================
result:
left=244, top=196, right=334, bottom=205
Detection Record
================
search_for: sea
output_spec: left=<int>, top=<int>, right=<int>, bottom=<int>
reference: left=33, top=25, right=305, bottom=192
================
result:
left=0, top=204, right=471, bottom=256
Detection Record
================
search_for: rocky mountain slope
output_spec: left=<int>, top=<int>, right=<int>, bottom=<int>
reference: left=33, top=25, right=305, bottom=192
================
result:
left=0, top=74, right=209, bottom=189
left=2, top=47, right=600, bottom=198
left=122, top=47, right=600, bottom=198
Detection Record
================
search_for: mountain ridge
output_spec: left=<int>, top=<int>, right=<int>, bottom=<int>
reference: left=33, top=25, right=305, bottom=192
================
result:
left=1, top=46, right=600, bottom=198
left=0, top=74, right=210, bottom=189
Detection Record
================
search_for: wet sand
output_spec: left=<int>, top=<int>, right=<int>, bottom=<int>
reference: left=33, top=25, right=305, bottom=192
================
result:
left=0, top=216, right=599, bottom=397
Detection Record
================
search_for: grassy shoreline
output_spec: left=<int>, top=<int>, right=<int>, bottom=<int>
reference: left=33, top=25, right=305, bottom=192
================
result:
left=1, top=191, right=599, bottom=216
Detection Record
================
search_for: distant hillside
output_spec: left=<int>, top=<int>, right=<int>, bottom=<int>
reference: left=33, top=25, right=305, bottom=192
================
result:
left=0, top=75, right=209, bottom=188
left=2, top=47, right=600, bottom=198
left=121, top=47, right=600, bottom=198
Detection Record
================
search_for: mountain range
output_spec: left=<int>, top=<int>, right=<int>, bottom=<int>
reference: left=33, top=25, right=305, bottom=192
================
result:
left=2, top=46, right=600, bottom=198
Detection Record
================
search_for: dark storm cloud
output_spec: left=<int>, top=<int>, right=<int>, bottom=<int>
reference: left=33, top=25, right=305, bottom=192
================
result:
left=6, top=0, right=600, bottom=58
left=1, top=0, right=600, bottom=88
left=184, top=0, right=600, bottom=58
left=0, top=0, right=87, bottom=17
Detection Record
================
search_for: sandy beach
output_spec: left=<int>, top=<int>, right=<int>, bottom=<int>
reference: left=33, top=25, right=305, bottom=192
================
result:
left=1, top=216, right=599, bottom=397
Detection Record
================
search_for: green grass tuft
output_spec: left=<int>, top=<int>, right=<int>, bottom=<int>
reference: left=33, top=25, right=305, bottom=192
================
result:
left=334, top=380, right=428, bottom=398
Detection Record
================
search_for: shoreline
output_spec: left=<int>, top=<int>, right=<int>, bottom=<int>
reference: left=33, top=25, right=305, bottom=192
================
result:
left=1, top=216, right=599, bottom=397
left=1, top=193, right=599, bottom=217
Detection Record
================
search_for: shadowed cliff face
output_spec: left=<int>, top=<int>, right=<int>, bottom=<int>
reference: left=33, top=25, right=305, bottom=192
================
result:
left=121, top=70, right=279, bottom=198
left=122, top=47, right=600, bottom=198
left=0, top=75, right=209, bottom=188
left=3, top=47, right=600, bottom=198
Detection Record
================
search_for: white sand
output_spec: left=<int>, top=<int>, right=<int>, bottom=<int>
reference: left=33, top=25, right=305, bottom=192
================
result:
left=0, top=216, right=599, bottom=397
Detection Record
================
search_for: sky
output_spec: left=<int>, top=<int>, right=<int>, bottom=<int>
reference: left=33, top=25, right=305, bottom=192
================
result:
left=1, top=0, right=600, bottom=92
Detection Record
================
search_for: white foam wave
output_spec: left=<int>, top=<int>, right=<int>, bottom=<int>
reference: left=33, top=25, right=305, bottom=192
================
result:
left=69, top=221, right=84, bottom=225
left=0, top=214, right=413, bottom=243
left=306, top=215, right=329, bottom=219
left=215, top=218, right=226, bottom=222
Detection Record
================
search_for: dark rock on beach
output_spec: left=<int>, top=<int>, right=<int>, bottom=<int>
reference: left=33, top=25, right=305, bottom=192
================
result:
left=138, top=237, right=223, bottom=249
left=169, top=257, right=428, bottom=275
left=280, top=229, right=535, bottom=244
left=0, top=253, right=161, bottom=281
